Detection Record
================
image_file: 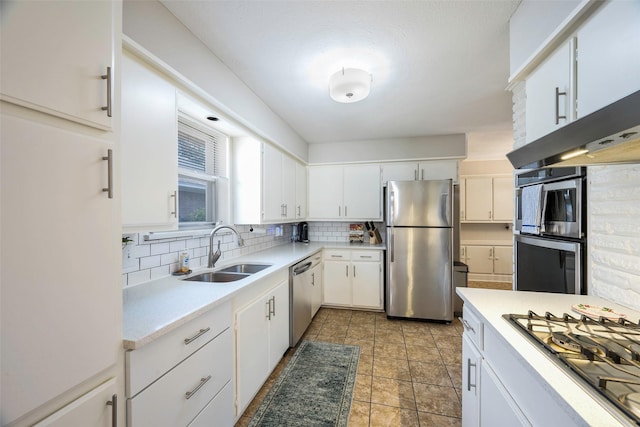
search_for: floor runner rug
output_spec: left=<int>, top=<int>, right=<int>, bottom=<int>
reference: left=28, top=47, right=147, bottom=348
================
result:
left=248, top=341, right=360, bottom=427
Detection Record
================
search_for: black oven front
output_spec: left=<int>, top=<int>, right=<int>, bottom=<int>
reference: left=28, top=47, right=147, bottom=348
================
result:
left=514, top=234, right=585, bottom=294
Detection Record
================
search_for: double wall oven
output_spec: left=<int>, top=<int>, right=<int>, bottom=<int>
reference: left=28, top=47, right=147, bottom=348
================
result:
left=514, top=167, right=587, bottom=294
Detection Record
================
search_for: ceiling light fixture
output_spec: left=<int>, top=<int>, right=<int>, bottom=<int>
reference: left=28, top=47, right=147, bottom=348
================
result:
left=329, top=68, right=372, bottom=103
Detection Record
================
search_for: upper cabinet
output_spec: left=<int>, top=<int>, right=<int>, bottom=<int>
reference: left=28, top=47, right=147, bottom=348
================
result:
left=0, top=0, right=114, bottom=131
left=121, top=51, right=179, bottom=231
left=381, top=160, right=459, bottom=184
left=575, top=1, right=640, bottom=118
left=525, top=38, right=576, bottom=144
left=308, top=164, right=382, bottom=221
left=234, top=137, right=306, bottom=224
left=461, top=175, right=514, bottom=223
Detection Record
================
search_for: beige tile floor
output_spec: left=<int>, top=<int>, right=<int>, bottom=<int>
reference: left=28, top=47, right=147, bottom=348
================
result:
left=235, top=308, right=465, bottom=427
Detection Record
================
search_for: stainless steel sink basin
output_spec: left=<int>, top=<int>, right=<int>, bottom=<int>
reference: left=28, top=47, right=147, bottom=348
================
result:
left=184, top=272, right=250, bottom=283
left=218, top=263, right=272, bottom=274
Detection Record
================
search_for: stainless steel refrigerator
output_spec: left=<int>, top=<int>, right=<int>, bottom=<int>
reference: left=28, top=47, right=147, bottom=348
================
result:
left=385, top=180, right=453, bottom=321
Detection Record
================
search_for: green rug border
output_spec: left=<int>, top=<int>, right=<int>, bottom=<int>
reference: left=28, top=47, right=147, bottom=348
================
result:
left=247, top=340, right=361, bottom=427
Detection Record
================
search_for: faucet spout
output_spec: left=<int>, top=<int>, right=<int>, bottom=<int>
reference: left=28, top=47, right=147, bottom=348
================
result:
left=208, top=224, right=244, bottom=268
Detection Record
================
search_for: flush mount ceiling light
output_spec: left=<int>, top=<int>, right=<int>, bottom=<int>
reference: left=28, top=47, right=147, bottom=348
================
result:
left=329, top=68, right=372, bottom=103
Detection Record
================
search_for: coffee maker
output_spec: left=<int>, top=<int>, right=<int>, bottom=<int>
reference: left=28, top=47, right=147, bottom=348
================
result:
left=297, top=222, right=309, bottom=243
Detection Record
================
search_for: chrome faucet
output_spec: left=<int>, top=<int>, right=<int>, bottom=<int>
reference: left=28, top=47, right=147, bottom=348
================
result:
left=208, top=224, right=245, bottom=268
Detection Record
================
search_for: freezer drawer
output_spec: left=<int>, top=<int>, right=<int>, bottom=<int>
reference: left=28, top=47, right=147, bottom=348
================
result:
left=386, top=227, right=452, bottom=321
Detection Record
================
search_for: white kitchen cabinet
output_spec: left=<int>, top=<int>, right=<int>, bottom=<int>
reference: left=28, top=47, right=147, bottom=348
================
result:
left=480, top=363, right=530, bottom=427
left=322, top=249, right=383, bottom=309
left=462, top=175, right=514, bottom=223
left=295, top=162, right=308, bottom=219
left=125, top=302, right=233, bottom=426
left=462, top=245, right=513, bottom=281
left=381, top=160, right=458, bottom=184
left=236, top=279, right=290, bottom=415
left=576, top=0, right=640, bottom=118
left=525, top=38, right=575, bottom=143
left=308, top=164, right=381, bottom=220
left=0, top=0, right=114, bottom=131
left=1, top=4, right=123, bottom=424
left=462, top=335, right=481, bottom=427
left=33, top=378, right=117, bottom=427
left=121, top=50, right=179, bottom=231
left=234, top=137, right=302, bottom=223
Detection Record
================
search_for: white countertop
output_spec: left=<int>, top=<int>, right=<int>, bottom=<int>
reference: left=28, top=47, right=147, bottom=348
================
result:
left=457, top=287, right=639, bottom=427
left=123, top=241, right=384, bottom=350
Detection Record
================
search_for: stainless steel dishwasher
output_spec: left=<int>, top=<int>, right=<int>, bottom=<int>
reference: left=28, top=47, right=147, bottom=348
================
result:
left=290, top=254, right=321, bottom=347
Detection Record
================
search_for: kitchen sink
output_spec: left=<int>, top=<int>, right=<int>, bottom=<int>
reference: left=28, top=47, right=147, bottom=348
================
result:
left=218, top=263, right=272, bottom=274
left=184, top=272, right=250, bottom=283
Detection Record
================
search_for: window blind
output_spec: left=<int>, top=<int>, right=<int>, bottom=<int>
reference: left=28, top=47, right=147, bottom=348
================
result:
left=178, top=116, right=227, bottom=177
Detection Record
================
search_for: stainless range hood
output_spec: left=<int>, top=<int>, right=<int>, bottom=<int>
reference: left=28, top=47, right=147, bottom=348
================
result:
left=507, top=89, right=640, bottom=169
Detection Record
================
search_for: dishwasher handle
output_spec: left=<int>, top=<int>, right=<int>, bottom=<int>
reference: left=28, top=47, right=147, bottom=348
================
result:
left=292, top=261, right=313, bottom=276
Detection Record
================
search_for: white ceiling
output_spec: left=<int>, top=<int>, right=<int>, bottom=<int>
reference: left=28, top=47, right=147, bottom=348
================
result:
left=161, top=0, right=521, bottom=146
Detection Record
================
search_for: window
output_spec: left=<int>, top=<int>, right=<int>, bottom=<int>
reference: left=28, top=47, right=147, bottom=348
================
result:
left=177, top=114, right=228, bottom=227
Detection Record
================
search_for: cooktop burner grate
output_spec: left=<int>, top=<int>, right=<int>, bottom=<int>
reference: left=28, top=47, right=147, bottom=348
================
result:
left=504, top=311, right=640, bottom=426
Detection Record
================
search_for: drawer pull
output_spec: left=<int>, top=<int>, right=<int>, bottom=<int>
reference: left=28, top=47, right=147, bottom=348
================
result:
left=467, top=360, right=477, bottom=391
left=106, top=394, right=117, bottom=427
left=360, top=255, right=372, bottom=259
left=461, top=318, right=475, bottom=334
left=331, top=255, right=343, bottom=258
left=184, top=327, right=211, bottom=345
left=185, top=375, right=211, bottom=400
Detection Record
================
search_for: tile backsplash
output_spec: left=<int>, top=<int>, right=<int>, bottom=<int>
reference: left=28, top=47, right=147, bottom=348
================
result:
left=122, top=224, right=292, bottom=288
left=122, top=221, right=386, bottom=287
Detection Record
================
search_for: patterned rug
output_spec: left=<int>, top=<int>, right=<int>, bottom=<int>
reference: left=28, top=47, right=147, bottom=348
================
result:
left=248, top=341, right=360, bottom=427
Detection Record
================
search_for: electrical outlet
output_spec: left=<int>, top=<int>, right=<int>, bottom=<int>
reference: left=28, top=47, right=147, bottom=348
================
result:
left=122, top=245, right=138, bottom=272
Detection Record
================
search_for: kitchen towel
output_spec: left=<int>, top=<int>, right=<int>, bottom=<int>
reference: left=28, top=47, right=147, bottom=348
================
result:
left=521, top=184, right=543, bottom=234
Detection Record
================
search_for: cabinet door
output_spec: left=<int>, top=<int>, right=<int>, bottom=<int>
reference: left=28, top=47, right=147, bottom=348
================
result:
left=308, top=166, right=343, bottom=219
left=493, top=246, right=513, bottom=276
left=310, top=263, right=324, bottom=317
left=382, top=162, right=418, bottom=183
left=323, top=261, right=352, bottom=306
left=465, top=178, right=493, bottom=221
left=480, top=363, right=530, bottom=426
left=282, top=155, right=297, bottom=220
left=295, top=162, right=307, bottom=219
left=235, top=295, right=270, bottom=412
left=262, top=144, right=284, bottom=222
left=462, top=336, right=481, bottom=427
left=418, top=160, right=458, bottom=183
left=268, top=281, right=290, bottom=372
left=459, top=179, right=467, bottom=221
left=492, top=176, right=514, bottom=222
left=1, top=113, right=121, bottom=423
left=351, top=262, right=382, bottom=309
left=343, top=164, right=381, bottom=220
left=121, top=51, right=178, bottom=230
left=0, top=1, right=113, bottom=130
left=525, top=39, right=574, bottom=143
left=465, top=246, right=494, bottom=274
left=576, top=1, right=640, bottom=118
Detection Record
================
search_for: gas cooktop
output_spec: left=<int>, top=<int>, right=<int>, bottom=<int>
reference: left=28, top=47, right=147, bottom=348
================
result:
left=504, top=311, right=640, bottom=426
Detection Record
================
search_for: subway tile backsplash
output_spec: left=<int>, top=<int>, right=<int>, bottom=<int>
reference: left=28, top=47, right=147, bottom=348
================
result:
left=122, top=221, right=386, bottom=287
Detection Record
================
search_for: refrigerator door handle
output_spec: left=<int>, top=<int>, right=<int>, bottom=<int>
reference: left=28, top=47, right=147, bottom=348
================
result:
left=389, top=191, right=395, bottom=262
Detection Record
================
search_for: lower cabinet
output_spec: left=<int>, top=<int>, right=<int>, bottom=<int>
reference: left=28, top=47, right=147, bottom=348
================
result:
left=462, top=245, right=513, bottom=281
left=310, top=260, right=323, bottom=317
left=479, top=363, right=529, bottom=427
left=125, top=302, right=233, bottom=426
left=322, top=249, right=383, bottom=309
left=235, top=279, right=290, bottom=416
left=462, top=335, right=481, bottom=427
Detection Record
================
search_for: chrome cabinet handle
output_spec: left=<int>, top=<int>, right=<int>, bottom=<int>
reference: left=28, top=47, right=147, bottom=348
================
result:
left=360, top=255, right=372, bottom=259
left=297, top=205, right=301, bottom=217
left=106, top=394, right=117, bottom=427
left=170, top=190, right=177, bottom=218
left=467, top=359, right=477, bottom=391
left=353, top=265, right=356, bottom=277
left=461, top=318, right=475, bottom=334
left=414, top=169, right=418, bottom=180
left=271, top=296, right=276, bottom=317
left=184, top=327, right=210, bottom=345
left=345, top=206, right=347, bottom=216
left=555, top=86, right=567, bottom=124
left=331, top=255, right=343, bottom=258
left=185, top=375, right=211, bottom=399
left=338, top=206, right=341, bottom=216
left=421, top=169, right=424, bottom=180
left=489, top=248, right=493, bottom=258
left=345, top=265, right=348, bottom=277
left=101, top=66, right=112, bottom=117
left=265, top=300, right=271, bottom=320
left=102, top=149, right=113, bottom=199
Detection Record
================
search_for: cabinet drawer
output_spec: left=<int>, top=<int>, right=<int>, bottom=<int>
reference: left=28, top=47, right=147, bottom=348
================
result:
left=323, top=249, right=351, bottom=260
left=126, top=302, right=231, bottom=397
left=462, top=305, right=484, bottom=350
left=351, top=250, right=381, bottom=261
left=128, top=328, right=232, bottom=427
left=187, top=381, right=233, bottom=427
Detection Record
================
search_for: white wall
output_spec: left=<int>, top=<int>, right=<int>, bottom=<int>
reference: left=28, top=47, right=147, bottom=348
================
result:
left=122, top=0, right=308, bottom=161
left=509, top=0, right=582, bottom=75
left=308, top=134, right=466, bottom=164
left=587, top=165, right=640, bottom=311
